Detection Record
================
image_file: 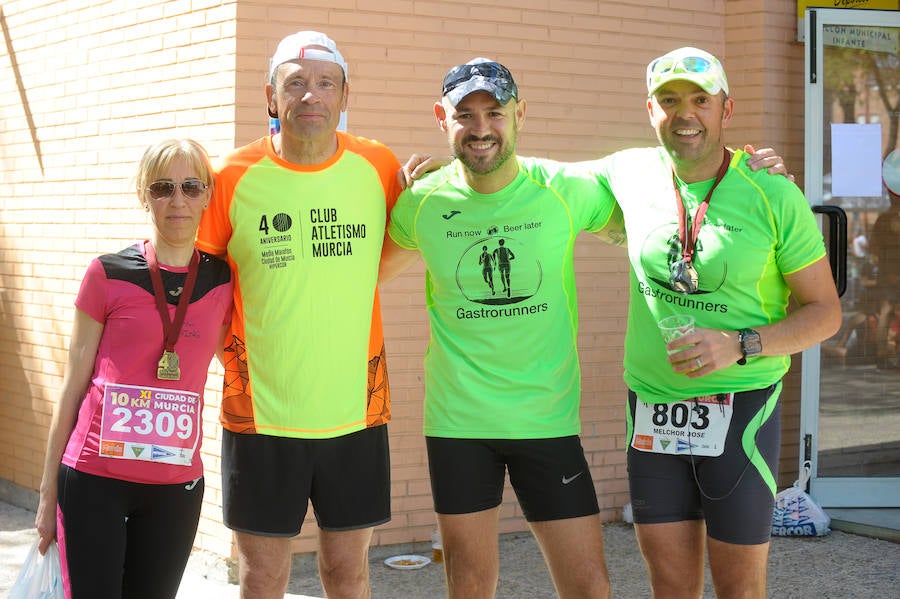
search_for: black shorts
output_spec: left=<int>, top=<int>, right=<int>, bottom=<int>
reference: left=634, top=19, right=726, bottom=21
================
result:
left=222, top=425, right=391, bottom=536
left=57, top=465, right=203, bottom=599
left=426, top=436, right=600, bottom=522
left=626, top=383, right=782, bottom=545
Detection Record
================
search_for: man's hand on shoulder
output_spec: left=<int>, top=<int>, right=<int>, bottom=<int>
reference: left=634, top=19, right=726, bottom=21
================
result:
left=744, top=144, right=795, bottom=182
left=397, top=153, right=452, bottom=189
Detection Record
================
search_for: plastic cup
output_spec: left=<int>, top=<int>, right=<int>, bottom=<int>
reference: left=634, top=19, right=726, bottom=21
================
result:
left=431, top=529, right=443, bottom=563
left=657, top=314, right=694, bottom=354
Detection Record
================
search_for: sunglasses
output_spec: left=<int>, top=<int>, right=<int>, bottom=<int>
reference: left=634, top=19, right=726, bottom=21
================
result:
left=146, top=178, right=208, bottom=201
left=441, top=62, right=517, bottom=97
left=649, top=55, right=713, bottom=76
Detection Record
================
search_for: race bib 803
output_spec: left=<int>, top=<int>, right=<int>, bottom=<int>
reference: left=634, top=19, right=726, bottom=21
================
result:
left=631, top=393, right=734, bottom=457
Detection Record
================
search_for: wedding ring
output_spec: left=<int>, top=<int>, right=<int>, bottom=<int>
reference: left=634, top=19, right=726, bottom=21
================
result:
left=695, top=357, right=703, bottom=369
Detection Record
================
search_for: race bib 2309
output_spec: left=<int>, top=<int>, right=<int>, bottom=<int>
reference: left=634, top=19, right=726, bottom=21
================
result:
left=98, top=383, right=201, bottom=466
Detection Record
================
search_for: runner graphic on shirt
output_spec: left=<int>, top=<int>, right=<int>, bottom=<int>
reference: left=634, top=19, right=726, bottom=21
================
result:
left=493, top=239, right=515, bottom=297
left=457, top=236, right=540, bottom=306
left=479, top=245, right=495, bottom=294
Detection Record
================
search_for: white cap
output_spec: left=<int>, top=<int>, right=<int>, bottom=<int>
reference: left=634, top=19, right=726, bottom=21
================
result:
left=646, top=47, right=729, bottom=97
left=269, top=31, right=348, bottom=82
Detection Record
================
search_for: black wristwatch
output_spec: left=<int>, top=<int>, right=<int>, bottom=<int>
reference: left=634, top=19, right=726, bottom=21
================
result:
left=737, top=328, right=762, bottom=365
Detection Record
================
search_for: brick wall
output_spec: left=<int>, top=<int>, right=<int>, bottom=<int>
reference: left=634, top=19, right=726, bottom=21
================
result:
left=725, top=0, right=807, bottom=184
left=0, top=0, right=239, bottom=557
left=0, top=0, right=807, bottom=559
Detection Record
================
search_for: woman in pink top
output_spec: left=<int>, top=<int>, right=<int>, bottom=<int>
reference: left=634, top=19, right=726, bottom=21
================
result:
left=34, top=139, right=233, bottom=599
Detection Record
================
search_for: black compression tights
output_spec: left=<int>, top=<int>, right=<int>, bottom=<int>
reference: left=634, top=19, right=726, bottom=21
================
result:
left=57, top=465, right=203, bottom=599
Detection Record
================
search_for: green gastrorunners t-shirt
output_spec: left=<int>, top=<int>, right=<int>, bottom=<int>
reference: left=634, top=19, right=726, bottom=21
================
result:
left=591, top=147, right=826, bottom=403
left=389, top=157, right=617, bottom=439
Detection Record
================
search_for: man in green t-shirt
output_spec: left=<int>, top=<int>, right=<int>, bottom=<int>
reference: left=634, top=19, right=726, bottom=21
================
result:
left=604, top=47, right=841, bottom=599
left=382, top=58, right=620, bottom=599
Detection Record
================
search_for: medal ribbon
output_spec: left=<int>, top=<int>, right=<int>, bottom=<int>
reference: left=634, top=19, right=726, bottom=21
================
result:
left=145, top=241, right=200, bottom=354
left=672, top=148, right=732, bottom=265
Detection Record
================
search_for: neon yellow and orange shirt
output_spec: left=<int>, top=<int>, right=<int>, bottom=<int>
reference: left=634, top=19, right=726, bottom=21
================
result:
left=196, top=133, right=400, bottom=438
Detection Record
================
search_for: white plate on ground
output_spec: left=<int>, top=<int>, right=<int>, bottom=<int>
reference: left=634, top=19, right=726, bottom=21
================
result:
left=384, top=554, right=431, bottom=570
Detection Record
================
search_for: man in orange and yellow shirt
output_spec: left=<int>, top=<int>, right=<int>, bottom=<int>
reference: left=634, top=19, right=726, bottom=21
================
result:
left=196, top=31, right=400, bottom=599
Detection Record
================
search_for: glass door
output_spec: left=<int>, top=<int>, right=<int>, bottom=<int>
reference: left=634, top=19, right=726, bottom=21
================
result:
left=803, top=8, right=900, bottom=507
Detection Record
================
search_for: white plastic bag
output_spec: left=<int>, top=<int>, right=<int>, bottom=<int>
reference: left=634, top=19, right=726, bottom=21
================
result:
left=771, top=462, right=831, bottom=537
left=8, top=539, right=65, bottom=599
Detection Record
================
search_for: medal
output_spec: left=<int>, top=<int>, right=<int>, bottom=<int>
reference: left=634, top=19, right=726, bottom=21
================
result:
left=669, top=149, right=731, bottom=295
left=670, top=259, right=699, bottom=294
left=145, top=241, right=200, bottom=382
left=157, top=350, right=181, bottom=380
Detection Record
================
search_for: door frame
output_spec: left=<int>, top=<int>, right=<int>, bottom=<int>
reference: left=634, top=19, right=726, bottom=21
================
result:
left=801, top=7, right=900, bottom=508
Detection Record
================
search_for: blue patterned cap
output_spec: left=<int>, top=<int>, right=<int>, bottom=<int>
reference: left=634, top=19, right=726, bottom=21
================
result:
left=442, top=58, right=518, bottom=106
